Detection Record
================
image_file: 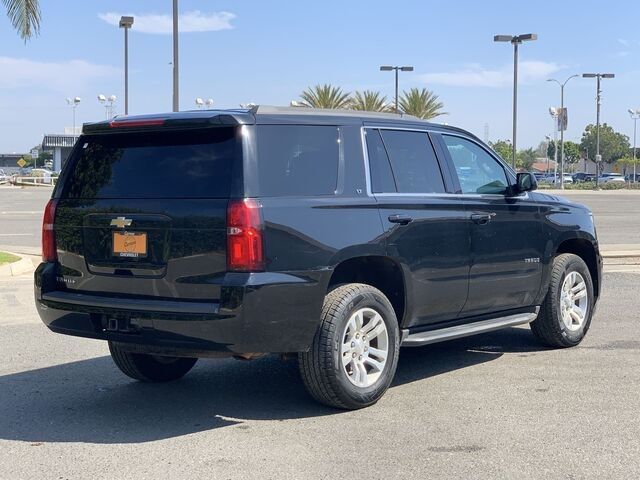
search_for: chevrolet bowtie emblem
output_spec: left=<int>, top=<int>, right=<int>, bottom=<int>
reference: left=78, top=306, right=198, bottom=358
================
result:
left=110, top=217, right=132, bottom=228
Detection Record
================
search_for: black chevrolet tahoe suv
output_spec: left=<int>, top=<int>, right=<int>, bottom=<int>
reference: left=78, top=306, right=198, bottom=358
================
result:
left=35, top=106, right=602, bottom=409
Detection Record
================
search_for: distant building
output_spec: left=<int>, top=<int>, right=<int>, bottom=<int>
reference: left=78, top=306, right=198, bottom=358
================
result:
left=0, top=153, right=28, bottom=173
left=41, top=133, right=80, bottom=171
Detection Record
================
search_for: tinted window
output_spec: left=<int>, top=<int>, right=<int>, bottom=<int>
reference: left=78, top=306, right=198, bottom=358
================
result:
left=443, top=135, right=509, bottom=195
left=366, top=129, right=396, bottom=193
left=257, top=125, right=339, bottom=196
left=62, top=128, right=237, bottom=199
left=379, top=130, right=445, bottom=194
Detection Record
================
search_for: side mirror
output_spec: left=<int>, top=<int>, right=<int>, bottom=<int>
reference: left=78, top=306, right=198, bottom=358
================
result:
left=515, top=172, right=537, bottom=193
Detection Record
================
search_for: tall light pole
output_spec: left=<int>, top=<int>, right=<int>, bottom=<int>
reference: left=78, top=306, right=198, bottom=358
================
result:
left=119, top=16, right=134, bottom=115
left=628, top=108, right=639, bottom=183
left=66, top=97, right=81, bottom=135
left=547, top=75, right=578, bottom=189
left=494, top=33, right=538, bottom=169
left=172, top=0, right=179, bottom=112
left=549, top=108, right=559, bottom=182
left=379, top=65, right=414, bottom=113
left=582, top=73, right=615, bottom=187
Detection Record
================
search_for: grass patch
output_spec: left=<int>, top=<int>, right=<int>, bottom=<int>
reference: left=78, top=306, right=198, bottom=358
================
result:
left=0, top=252, right=20, bottom=266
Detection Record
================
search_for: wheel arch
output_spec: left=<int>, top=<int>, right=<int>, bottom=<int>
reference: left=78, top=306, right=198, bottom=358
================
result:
left=327, top=255, right=407, bottom=327
left=555, top=238, right=601, bottom=298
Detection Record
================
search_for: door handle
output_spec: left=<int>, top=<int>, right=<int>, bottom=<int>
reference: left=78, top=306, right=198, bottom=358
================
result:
left=471, top=212, right=495, bottom=225
left=388, top=214, right=413, bottom=225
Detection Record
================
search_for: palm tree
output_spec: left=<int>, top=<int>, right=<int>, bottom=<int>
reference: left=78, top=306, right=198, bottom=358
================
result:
left=300, top=84, right=351, bottom=109
left=350, top=90, right=390, bottom=112
left=398, top=88, right=446, bottom=120
left=3, top=0, right=41, bottom=41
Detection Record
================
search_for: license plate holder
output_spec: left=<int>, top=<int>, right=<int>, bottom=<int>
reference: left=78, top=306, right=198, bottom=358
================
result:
left=112, top=231, right=147, bottom=258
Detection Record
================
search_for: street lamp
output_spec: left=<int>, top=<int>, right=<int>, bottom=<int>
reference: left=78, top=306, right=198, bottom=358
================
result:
left=582, top=73, right=615, bottom=187
left=547, top=74, right=578, bottom=189
left=119, top=15, right=134, bottom=115
left=172, top=0, right=179, bottom=112
left=629, top=108, right=640, bottom=183
left=549, top=108, right=559, bottom=182
left=204, top=98, right=214, bottom=109
left=98, top=94, right=117, bottom=119
left=379, top=65, right=414, bottom=113
left=65, top=96, right=81, bottom=135
left=494, top=33, right=538, bottom=169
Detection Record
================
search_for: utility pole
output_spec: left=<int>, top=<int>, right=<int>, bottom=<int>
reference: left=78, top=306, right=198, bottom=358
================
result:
left=547, top=75, right=578, bottom=189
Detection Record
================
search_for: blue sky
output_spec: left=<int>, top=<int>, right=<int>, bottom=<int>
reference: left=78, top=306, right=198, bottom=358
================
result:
left=1, top=0, right=639, bottom=153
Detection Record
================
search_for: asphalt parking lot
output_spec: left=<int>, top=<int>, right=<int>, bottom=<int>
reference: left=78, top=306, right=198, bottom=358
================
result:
left=0, top=272, right=639, bottom=479
left=1, top=184, right=639, bottom=479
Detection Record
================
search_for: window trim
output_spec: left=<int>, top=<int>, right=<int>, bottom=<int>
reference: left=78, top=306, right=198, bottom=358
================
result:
left=361, top=126, right=451, bottom=197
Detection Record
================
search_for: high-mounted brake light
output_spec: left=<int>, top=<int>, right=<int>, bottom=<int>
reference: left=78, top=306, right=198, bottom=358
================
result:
left=42, top=199, right=58, bottom=262
left=227, top=199, right=265, bottom=272
left=109, top=118, right=166, bottom=128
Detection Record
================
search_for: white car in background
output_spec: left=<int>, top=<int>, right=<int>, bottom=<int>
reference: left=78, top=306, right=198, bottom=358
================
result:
left=0, top=169, right=8, bottom=184
left=598, top=173, right=626, bottom=184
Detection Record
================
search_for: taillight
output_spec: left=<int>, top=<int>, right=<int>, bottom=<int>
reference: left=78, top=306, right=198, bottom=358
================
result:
left=42, top=199, right=58, bottom=262
left=227, top=198, right=265, bottom=272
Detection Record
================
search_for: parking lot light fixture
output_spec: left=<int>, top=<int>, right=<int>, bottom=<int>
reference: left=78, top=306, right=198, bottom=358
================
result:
left=582, top=73, right=615, bottom=187
left=494, top=33, right=538, bottom=169
left=65, top=96, right=81, bottom=136
left=379, top=65, right=414, bottom=113
left=119, top=16, right=134, bottom=115
left=629, top=108, right=640, bottom=183
left=547, top=75, right=579, bottom=190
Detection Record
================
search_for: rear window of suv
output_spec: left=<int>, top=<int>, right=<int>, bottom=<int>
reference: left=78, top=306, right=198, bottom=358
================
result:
left=61, top=128, right=238, bottom=199
left=257, top=125, right=339, bottom=196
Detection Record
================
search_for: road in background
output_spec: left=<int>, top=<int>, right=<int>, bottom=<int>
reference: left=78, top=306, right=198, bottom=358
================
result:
left=0, top=186, right=51, bottom=249
left=0, top=271, right=638, bottom=479
left=1, top=186, right=639, bottom=248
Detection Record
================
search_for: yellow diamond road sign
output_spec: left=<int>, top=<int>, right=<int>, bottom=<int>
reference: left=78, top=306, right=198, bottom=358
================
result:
left=17, top=158, right=27, bottom=168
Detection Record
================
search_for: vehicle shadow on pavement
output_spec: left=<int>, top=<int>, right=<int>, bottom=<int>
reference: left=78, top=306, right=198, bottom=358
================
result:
left=0, top=327, right=546, bottom=444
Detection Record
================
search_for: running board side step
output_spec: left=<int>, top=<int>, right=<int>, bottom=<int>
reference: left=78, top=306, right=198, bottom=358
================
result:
left=401, top=309, right=539, bottom=347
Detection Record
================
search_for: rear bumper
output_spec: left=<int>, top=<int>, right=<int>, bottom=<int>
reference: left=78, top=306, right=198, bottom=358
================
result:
left=35, top=262, right=326, bottom=354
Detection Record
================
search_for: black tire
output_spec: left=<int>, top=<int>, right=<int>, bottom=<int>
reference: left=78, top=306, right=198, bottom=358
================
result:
left=530, top=253, right=595, bottom=348
left=299, top=283, right=400, bottom=410
left=108, top=342, right=198, bottom=382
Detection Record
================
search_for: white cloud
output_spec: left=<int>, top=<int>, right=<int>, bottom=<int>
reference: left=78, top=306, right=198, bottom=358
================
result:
left=618, top=38, right=630, bottom=47
left=0, top=56, right=119, bottom=92
left=98, top=10, right=236, bottom=34
left=614, top=51, right=630, bottom=58
left=418, top=61, right=563, bottom=88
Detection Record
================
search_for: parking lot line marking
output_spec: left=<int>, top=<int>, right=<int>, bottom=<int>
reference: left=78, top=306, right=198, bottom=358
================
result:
left=0, top=211, right=41, bottom=215
left=0, top=233, right=34, bottom=236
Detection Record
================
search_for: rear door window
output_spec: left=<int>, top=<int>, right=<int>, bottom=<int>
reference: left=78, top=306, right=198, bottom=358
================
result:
left=379, top=129, right=446, bottom=193
left=61, top=128, right=238, bottom=199
left=257, top=125, right=339, bottom=196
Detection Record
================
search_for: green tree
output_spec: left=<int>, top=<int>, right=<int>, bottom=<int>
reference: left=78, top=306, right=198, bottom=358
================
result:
left=580, top=123, right=630, bottom=165
left=517, top=148, right=537, bottom=170
left=547, top=140, right=581, bottom=165
left=398, top=88, right=446, bottom=119
left=563, top=141, right=582, bottom=165
left=350, top=90, right=390, bottom=112
left=299, top=84, right=351, bottom=109
left=3, top=0, right=41, bottom=41
left=489, top=140, right=513, bottom=163
left=616, top=156, right=640, bottom=175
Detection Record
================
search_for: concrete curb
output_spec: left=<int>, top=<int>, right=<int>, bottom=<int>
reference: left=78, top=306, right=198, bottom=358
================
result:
left=0, top=253, right=35, bottom=277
